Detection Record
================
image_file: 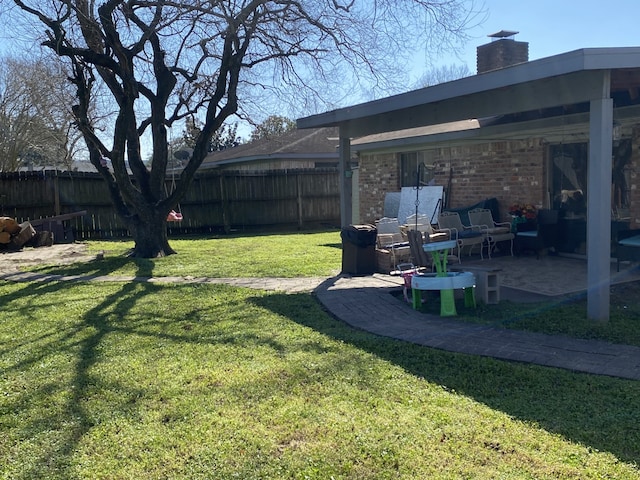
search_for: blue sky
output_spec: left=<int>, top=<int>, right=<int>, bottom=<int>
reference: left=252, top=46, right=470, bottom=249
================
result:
left=4, top=1, right=637, bottom=140
left=421, top=0, right=640, bottom=75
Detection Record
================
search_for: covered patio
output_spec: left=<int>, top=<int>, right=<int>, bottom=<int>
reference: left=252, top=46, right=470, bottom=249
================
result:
left=298, top=47, right=640, bottom=321
left=461, top=253, right=640, bottom=300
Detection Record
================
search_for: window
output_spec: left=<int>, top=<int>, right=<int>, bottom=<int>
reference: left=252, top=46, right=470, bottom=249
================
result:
left=550, top=142, right=588, bottom=217
left=550, top=140, right=631, bottom=218
left=399, top=151, right=434, bottom=188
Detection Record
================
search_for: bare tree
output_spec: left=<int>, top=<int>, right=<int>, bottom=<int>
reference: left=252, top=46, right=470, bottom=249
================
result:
left=179, top=117, right=240, bottom=152
left=250, top=115, right=295, bottom=141
left=10, top=0, right=479, bottom=257
left=0, top=56, right=83, bottom=171
left=416, top=63, right=472, bottom=88
left=209, top=123, right=240, bottom=151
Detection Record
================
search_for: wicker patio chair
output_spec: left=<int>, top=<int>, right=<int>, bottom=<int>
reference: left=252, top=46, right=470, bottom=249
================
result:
left=374, top=217, right=412, bottom=273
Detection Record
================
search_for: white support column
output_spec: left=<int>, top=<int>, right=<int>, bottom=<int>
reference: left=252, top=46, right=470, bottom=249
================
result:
left=587, top=96, right=613, bottom=321
left=338, top=135, right=353, bottom=228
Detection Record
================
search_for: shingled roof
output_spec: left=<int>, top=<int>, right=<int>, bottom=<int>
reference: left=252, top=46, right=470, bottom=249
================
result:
left=200, top=126, right=339, bottom=169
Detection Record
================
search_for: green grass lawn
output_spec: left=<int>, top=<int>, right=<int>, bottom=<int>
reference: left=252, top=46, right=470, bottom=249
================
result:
left=2, top=231, right=639, bottom=478
left=1, top=280, right=639, bottom=479
left=32, top=231, right=640, bottom=347
left=36, top=231, right=344, bottom=278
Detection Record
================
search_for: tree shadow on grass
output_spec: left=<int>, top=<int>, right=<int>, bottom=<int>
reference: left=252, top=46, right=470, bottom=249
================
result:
left=0, top=282, right=140, bottom=475
left=28, top=255, right=156, bottom=277
left=2, top=270, right=638, bottom=475
left=253, top=291, right=640, bottom=467
left=320, top=242, right=342, bottom=249
left=0, top=275, right=298, bottom=478
left=0, top=258, right=162, bottom=478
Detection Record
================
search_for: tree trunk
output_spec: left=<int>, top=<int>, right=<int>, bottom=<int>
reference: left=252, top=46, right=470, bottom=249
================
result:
left=127, top=213, right=176, bottom=258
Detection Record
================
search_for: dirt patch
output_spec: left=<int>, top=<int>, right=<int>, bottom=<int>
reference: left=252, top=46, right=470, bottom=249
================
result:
left=0, top=243, right=96, bottom=273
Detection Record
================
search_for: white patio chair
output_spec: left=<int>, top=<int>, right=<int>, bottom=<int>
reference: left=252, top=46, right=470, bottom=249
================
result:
left=404, top=213, right=434, bottom=235
left=374, top=217, right=412, bottom=272
left=437, top=211, right=487, bottom=262
left=468, top=208, right=514, bottom=257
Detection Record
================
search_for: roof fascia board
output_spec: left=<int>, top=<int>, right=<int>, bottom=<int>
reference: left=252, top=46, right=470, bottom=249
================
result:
left=298, top=48, right=640, bottom=135
left=353, top=103, right=640, bottom=154
left=336, top=70, right=609, bottom=138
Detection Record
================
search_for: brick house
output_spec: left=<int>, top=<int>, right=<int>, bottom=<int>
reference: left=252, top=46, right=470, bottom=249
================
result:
left=352, top=134, right=554, bottom=225
left=298, top=36, right=640, bottom=320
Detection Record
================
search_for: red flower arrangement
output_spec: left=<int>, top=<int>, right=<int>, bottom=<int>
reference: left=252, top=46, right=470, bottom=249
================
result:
left=508, top=203, right=537, bottom=220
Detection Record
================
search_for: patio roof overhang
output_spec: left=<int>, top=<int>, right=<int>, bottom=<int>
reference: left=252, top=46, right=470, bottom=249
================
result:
left=348, top=102, right=640, bottom=153
left=298, top=48, right=640, bottom=139
left=297, top=47, right=640, bottom=321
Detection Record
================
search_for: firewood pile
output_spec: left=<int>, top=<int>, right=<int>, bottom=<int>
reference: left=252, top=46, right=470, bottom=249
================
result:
left=0, top=217, right=53, bottom=251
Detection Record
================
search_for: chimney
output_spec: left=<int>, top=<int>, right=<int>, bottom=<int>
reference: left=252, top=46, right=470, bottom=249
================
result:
left=476, top=30, right=529, bottom=74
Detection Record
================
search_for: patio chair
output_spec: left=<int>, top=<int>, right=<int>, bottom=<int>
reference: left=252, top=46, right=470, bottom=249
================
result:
left=468, top=208, right=514, bottom=257
left=376, top=217, right=402, bottom=235
left=515, top=209, right=559, bottom=259
left=403, top=213, right=451, bottom=242
left=374, top=217, right=412, bottom=272
left=404, top=213, right=434, bottom=234
left=437, top=211, right=486, bottom=262
left=407, top=229, right=432, bottom=271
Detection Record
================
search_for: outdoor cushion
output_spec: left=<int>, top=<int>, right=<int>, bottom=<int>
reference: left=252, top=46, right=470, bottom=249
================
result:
left=619, top=235, right=640, bottom=247
left=516, top=231, right=538, bottom=238
left=457, top=230, right=483, bottom=239
left=485, top=226, right=510, bottom=234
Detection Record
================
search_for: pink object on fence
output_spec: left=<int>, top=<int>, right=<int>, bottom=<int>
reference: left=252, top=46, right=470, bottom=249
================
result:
left=167, top=210, right=183, bottom=222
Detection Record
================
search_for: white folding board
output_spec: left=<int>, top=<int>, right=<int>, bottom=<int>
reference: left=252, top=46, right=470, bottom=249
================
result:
left=397, top=186, right=443, bottom=225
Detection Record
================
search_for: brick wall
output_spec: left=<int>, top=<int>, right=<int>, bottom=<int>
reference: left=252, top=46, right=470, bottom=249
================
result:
left=358, top=151, right=399, bottom=222
left=476, top=39, right=529, bottom=74
left=358, top=138, right=548, bottom=224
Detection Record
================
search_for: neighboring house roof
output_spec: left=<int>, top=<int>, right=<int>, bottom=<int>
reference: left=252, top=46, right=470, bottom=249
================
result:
left=70, top=160, right=101, bottom=172
left=200, top=126, right=339, bottom=169
left=16, top=160, right=98, bottom=174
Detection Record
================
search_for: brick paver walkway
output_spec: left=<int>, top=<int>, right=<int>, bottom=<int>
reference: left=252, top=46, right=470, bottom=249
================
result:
left=2, top=270, right=638, bottom=380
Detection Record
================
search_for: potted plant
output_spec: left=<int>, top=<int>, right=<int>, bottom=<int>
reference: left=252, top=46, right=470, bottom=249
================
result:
left=508, top=203, right=537, bottom=232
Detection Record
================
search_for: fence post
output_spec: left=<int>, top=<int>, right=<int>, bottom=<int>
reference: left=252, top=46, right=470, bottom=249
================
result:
left=219, top=174, right=230, bottom=233
left=297, top=172, right=303, bottom=229
left=53, top=172, right=61, bottom=216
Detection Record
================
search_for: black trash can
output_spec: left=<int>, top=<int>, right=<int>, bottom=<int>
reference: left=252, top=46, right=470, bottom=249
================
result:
left=340, top=224, right=377, bottom=275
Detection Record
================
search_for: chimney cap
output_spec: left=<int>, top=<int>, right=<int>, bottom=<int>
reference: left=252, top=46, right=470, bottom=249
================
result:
left=488, top=30, right=519, bottom=40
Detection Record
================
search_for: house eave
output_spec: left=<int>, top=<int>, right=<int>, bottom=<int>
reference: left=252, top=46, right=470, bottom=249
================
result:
left=298, top=47, right=640, bottom=138
left=351, top=103, right=640, bottom=154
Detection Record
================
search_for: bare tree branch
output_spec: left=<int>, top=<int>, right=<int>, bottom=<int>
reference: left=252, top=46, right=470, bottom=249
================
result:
left=8, top=0, right=480, bottom=257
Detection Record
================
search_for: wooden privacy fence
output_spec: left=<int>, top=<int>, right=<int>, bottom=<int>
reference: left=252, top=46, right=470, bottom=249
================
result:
left=0, top=168, right=340, bottom=238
